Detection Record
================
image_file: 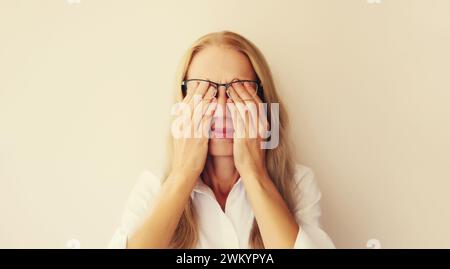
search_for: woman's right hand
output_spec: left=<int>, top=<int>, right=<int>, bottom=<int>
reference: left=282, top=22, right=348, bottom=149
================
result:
left=127, top=82, right=216, bottom=248
left=170, top=80, right=217, bottom=182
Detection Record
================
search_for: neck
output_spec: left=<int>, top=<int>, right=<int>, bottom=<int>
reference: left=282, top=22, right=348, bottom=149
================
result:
left=202, top=155, right=240, bottom=202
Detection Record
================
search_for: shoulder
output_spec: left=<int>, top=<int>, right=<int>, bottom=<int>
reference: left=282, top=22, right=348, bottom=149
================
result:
left=135, top=169, right=163, bottom=190
left=292, top=164, right=323, bottom=221
left=125, top=169, right=164, bottom=208
left=293, top=163, right=320, bottom=194
left=294, top=163, right=314, bottom=180
left=118, top=169, right=164, bottom=231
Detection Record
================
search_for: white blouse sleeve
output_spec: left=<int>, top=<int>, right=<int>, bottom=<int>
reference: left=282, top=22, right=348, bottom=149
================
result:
left=292, top=165, right=335, bottom=249
left=107, top=170, right=161, bottom=249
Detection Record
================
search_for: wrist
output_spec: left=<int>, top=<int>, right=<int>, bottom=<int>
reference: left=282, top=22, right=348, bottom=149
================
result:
left=163, top=171, right=199, bottom=198
left=168, top=169, right=200, bottom=185
left=239, top=164, right=269, bottom=182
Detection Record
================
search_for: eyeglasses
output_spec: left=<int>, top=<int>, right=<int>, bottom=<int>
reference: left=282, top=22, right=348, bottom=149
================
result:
left=181, top=79, right=263, bottom=100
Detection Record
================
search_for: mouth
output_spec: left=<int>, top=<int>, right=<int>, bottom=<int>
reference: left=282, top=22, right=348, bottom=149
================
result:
left=211, top=118, right=234, bottom=139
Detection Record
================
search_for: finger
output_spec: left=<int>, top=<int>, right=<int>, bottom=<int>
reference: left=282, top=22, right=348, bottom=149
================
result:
left=226, top=86, right=246, bottom=120
left=204, top=96, right=218, bottom=116
left=242, top=82, right=269, bottom=137
left=191, top=85, right=216, bottom=121
left=244, top=81, right=263, bottom=103
left=184, top=80, right=210, bottom=106
left=233, top=82, right=260, bottom=137
left=182, top=80, right=199, bottom=103
left=192, top=90, right=216, bottom=135
left=227, top=85, right=257, bottom=138
left=181, top=80, right=201, bottom=124
left=193, top=80, right=213, bottom=99
left=233, top=81, right=254, bottom=102
left=257, top=104, right=270, bottom=137
left=244, top=81, right=268, bottom=128
left=227, top=98, right=245, bottom=139
left=200, top=86, right=218, bottom=116
left=200, top=99, right=218, bottom=138
left=184, top=81, right=211, bottom=124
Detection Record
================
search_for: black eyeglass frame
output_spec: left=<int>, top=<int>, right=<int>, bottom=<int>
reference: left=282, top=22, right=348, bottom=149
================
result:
left=181, top=79, right=264, bottom=100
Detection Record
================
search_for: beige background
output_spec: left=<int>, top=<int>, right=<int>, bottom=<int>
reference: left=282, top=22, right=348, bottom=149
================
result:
left=1, top=0, right=450, bottom=248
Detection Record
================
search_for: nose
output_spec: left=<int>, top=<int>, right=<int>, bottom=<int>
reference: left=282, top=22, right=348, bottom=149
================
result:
left=212, top=87, right=233, bottom=129
left=213, top=87, right=228, bottom=119
left=215, top=87, right=228, bottom=106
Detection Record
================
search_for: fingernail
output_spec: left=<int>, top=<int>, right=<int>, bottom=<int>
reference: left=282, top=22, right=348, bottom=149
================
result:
left=226, top=90, right=232, bottom=99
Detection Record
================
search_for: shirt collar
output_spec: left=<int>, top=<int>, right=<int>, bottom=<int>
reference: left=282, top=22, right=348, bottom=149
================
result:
left=190, top=175, right=243, bottom=199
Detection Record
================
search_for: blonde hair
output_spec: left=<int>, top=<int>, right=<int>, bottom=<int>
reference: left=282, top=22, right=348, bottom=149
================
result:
left=164, top=31, right=297, bottom=248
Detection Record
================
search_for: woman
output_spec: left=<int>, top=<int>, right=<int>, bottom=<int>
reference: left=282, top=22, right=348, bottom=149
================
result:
left=108, top=31, right=335, bottom=249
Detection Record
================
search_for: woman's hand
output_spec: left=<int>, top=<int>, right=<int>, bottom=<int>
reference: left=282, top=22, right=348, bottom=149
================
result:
left=226, top=82, right=269, bottom=179
left=128, top=81, right=217, bottom=249
left=227, top=83, right=299, bottom=248
left=171, top=80, right=217, bottom=181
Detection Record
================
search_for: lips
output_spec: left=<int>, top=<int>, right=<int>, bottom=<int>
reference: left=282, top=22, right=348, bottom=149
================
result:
left=211, top=118, right=234, bottom=139
left=212, top=128, right=234, bottom=139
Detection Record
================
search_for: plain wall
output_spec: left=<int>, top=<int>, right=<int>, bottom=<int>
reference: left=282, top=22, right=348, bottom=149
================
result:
left=1, top=0, right=449, bottom=248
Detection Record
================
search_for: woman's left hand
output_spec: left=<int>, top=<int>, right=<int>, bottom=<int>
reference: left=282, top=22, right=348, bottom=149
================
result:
left=228, top=82, right=300, bottom=249
left=227, top=81, right=269, bottom=179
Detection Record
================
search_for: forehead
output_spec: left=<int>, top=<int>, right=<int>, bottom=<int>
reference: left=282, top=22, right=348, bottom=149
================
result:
left=186, top=45, right=256, bottom=82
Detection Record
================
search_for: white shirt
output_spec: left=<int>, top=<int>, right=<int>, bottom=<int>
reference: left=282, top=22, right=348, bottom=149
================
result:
left=108, top=164, right=335, bottom=249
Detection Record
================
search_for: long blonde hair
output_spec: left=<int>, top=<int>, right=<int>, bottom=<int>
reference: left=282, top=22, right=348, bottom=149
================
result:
left=164, top=31, right=297, bottom=248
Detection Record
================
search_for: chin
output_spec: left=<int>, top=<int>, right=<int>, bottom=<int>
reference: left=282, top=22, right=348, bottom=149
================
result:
left=208, top=138, right=234, bottom=156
